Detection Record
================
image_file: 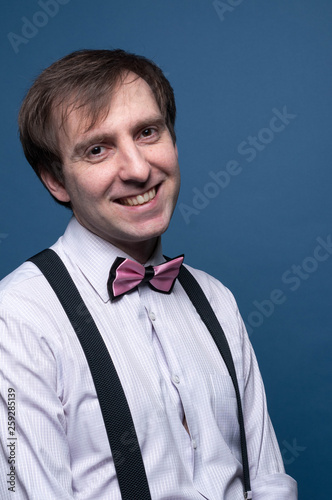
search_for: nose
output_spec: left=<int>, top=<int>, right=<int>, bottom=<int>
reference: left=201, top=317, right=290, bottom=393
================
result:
left=117, top=140, right=151, bottom=184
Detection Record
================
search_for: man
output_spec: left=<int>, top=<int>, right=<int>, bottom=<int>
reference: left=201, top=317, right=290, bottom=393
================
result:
left=0, top=49, right=297, bottom=499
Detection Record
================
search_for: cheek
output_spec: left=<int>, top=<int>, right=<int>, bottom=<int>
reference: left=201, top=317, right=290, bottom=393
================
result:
left=170, top=160, right=181, bottom=187
left=165, top=164, right=181, bottom=206
left=67, top=172, right=109, bottom=201
left=161, top=150, right=180, bottom=176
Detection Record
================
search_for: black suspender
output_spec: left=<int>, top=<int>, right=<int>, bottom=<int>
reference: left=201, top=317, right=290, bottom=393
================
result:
left=28, top=249, right=251, bottom=500
left=28, top=249, right=151, bottom=500
left=177, top=265, right=251, bottom=499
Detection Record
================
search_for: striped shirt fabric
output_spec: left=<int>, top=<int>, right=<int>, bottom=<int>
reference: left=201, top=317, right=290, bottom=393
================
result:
left=0, top=217, right=297, bottom=499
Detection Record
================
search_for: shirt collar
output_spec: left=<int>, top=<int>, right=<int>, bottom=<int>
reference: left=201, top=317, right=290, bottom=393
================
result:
left=59, top=217, right=165, bottom=303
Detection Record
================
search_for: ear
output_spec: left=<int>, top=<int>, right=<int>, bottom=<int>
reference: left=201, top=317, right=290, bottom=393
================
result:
left=41, top=169, right=71, bottom=203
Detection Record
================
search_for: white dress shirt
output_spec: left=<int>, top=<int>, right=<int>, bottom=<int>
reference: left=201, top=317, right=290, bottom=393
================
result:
left=0, top=217, right=297, bottom=499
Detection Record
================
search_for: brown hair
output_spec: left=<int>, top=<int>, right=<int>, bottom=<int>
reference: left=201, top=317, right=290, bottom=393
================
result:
left=18, top=49, right=177, bottom=208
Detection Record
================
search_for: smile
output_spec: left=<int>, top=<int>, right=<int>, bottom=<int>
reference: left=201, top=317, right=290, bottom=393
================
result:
left=117, top=187, right=157, bottom=206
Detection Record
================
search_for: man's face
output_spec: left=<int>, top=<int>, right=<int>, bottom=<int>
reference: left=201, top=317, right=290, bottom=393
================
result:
left=44, top=74, right=180, bottom=261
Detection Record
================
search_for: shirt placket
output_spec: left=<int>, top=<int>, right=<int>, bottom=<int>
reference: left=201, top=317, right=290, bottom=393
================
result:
left=141, top=293, right=202, bottom=479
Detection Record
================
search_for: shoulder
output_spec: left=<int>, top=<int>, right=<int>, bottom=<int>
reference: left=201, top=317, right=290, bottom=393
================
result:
left=0, top=256, right=64, bottom=329
left=179, top=263, right=248, bottom=374
left=181, top=263, right=238, bottom=309
left=179, top=262, right=244, bottom=336
left=0, top=253, right=74, bottom=373
left=0, top=261, right=44, bottom=303
left=0, top=217, right=79, bottom=309
left=0, top=229, right=67, bottom=313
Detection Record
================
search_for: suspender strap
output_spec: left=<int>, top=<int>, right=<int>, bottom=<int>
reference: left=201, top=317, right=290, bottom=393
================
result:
left=29, top=249, right=251, bottom=499
left=28, top=249, right=152, bottom=500
left=177, top=264, right=252, bottom=498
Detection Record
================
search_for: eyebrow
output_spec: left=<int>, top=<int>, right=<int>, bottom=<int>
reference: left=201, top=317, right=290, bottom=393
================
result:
left=70, top=115, right=166, bottom=160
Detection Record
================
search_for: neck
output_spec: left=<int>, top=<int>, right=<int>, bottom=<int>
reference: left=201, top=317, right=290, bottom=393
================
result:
left=113, top=237, right=159, bottom=264
left=73, top=216, right=159, bottom=264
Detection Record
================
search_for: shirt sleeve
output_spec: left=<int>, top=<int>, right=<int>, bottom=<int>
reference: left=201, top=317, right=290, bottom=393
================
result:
left=0, top=296, right=74, bottom=500
left=228, top=291, right=298, bottom=499
left=177, top=265, right=298, bottom=498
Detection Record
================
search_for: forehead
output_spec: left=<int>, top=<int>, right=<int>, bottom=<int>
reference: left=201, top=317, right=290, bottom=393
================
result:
left=59, top=74, right=162, bottom=142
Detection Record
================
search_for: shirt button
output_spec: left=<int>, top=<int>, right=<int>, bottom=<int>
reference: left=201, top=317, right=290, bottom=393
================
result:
left=149, top=312, right=156, bottom=321
left=172, top=374, right=180, bottom=384
left=191, top=439, right=197, bottom=450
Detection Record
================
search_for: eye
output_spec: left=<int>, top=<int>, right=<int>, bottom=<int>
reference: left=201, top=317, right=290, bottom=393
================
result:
left=140, top=128, right=155, bottom=138
left=89, top=146, right=104, bottom=156
left=85, top=145, right=109, bottom=161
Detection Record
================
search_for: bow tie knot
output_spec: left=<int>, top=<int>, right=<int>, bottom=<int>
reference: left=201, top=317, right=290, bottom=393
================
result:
left=142, top=266, right=155, bottom=284
left=107, top=255, right=184, bottom=302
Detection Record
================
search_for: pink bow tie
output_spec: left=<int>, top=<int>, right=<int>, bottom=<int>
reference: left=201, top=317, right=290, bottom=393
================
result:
left=107, top=255, right=184, bottom=301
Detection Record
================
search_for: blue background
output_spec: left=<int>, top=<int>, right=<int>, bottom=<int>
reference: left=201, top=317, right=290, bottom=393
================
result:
left=1, top=1, right=331, bottom=497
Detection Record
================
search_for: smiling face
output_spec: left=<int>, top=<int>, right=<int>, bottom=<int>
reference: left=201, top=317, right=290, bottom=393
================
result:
left=42, top=74, right=181, bottom=262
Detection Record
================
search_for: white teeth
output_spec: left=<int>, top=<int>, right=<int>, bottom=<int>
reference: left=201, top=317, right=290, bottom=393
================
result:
left=120, top=187, right=156, bottom=206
